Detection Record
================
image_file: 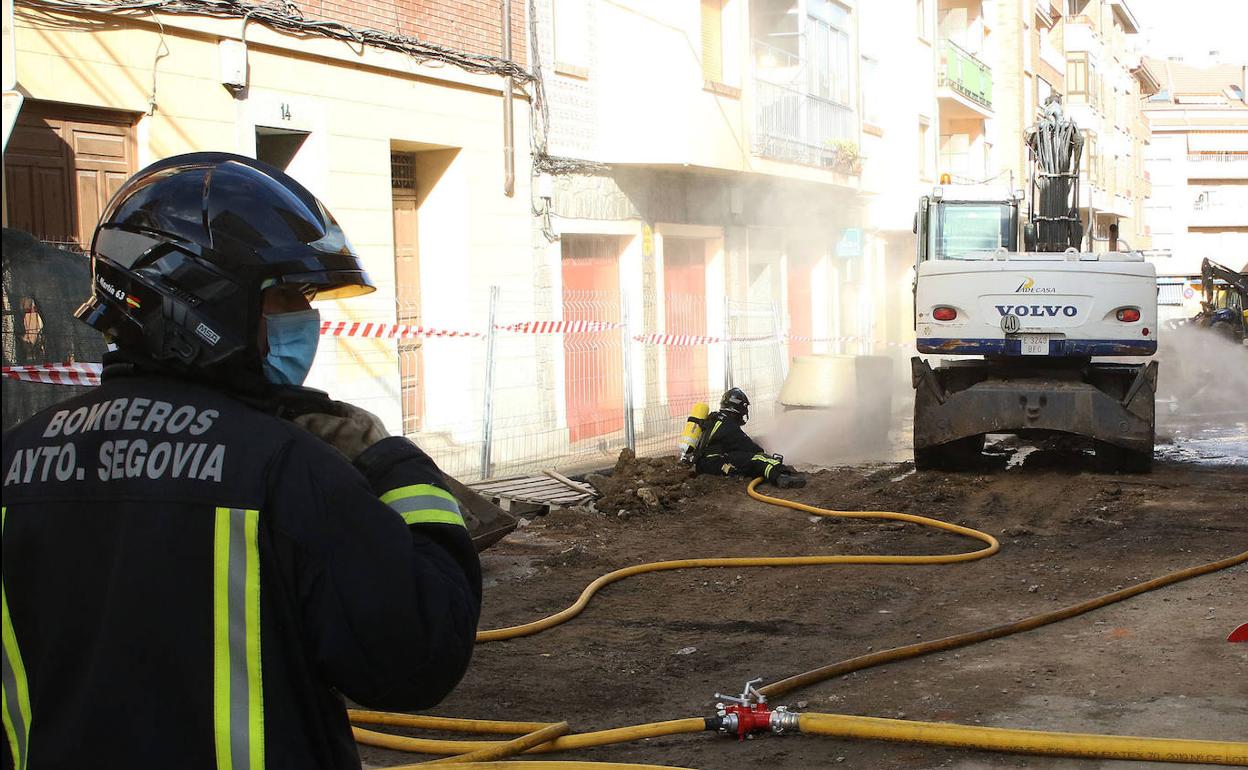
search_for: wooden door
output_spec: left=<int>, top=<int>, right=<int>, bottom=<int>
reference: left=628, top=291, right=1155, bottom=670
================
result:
left=786, top=253, right=813, bottom=358
left=392, top=152, right=423, bottom=433
left=663, top=238, right=708, bottom=417
left=4, top=102, right=135, bottom=249
left=561, top=235, right=623, bottom=442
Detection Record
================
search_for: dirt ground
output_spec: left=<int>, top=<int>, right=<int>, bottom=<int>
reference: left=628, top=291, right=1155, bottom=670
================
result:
left=361, top=445, right=1247, bottom=770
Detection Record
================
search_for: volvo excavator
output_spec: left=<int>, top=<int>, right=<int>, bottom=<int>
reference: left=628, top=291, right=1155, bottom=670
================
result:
left=910, top=98, right=1158, bottom=472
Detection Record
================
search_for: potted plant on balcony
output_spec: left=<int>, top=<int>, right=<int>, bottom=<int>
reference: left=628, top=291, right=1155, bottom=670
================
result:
left=823, top=139, right=863, bottom=175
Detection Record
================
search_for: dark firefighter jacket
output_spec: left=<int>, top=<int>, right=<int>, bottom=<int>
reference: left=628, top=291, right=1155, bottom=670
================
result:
left=697, top=410, right=764, bottom=460
left=1, top=362, right=482, bottom=770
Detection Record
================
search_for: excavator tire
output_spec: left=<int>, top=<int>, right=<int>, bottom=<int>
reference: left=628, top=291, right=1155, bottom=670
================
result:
left=915, top=434, right=986, bottom=471
left=1093, top=440, right=1153, bottom=474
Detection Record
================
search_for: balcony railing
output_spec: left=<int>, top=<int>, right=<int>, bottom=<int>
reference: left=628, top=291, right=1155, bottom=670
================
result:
left=937, top=39, right=992, bottom=110
left=752, top=79, right=856, bottom=168
left=1188, top=152, right=1248, bottom=163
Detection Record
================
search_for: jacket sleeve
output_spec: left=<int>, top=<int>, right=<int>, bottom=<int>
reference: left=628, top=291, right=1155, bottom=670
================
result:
left=268, top=433, right=482, bottom=711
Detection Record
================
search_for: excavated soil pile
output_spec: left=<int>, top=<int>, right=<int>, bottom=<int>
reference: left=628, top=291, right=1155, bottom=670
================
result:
left=585, top=449, right=721, bottom=516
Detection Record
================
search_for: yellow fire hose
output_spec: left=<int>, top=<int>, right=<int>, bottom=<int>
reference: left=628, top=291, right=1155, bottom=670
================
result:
left=796, top=713, right=1248, bottom=765
left=476, top=478, right=999, bottom=642
left=389, top=764, right=692, bottom=770
left=355, top=478, right=1248, bottom=766
left=422, top=722, right=571, bottom=764
left=353, top=710, right=1248, bottom=766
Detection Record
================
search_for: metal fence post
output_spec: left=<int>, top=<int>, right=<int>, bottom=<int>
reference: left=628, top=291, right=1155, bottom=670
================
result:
left=723, top=294, right=734, bottom=391
left=771, top=300, right=789, bottom=384
left=620, top=295, right=636, bottom=452
left=479, top=285, right=499, bottom=479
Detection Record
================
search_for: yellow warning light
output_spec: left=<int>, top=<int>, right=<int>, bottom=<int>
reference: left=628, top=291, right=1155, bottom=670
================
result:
left=939, top=173, right=952, bottom=185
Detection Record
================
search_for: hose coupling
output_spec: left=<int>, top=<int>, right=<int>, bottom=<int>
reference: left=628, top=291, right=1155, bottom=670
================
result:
left=769, top=705, right=800, bottom=734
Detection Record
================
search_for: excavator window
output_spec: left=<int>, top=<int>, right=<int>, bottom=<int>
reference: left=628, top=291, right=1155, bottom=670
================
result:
left=930, top=202, right=1015, bottom=260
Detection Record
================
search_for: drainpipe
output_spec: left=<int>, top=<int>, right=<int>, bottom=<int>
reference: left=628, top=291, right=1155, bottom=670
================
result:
left=501, top=0, right=515, bottom=197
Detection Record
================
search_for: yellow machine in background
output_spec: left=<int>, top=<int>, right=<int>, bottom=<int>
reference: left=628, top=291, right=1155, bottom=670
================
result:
left=678, top=402, right=710, bottom=463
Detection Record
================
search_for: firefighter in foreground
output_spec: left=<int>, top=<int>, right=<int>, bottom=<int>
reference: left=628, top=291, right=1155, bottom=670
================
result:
left=1, top=153, right=480, bottom=769
left=687, top=388, right=807, bottom=488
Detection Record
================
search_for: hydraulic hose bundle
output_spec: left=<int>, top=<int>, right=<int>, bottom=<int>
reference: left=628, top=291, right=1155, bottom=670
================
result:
left=353, top=478, right=1248, bottom=767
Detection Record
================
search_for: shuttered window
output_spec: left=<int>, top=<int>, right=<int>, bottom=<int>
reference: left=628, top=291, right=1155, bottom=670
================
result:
left=701, top=0, right=724, bottom=83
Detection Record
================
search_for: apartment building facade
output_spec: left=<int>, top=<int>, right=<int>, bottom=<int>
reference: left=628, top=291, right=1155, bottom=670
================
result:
left=1142, top=59, right=1248, bottom=317
left=3, top=0, right=532, bottom=443
left=1061, top=0, right=1157, bottom=252
left=527, top=0, right=879, bottom=452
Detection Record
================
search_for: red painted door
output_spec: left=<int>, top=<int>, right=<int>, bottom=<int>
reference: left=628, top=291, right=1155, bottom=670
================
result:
left=663, top=238, right=708, bottom=417
left=562, top=235, right=623, bottom=442
left=786, top=253, right=813, bottom=358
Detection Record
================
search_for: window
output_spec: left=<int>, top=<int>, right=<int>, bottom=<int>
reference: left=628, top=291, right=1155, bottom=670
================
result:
left=553, top=0, right=589, bottom=72
left=1066, top=53, right=1088, bottom=96
left=701, top=0, right=724, bottom=83
left=807, top=1, right=852, bottom=105
left=940, top=133, right=970, bottom=177
left=916, top=0, right=931, bottom=40
left=930, top=203, right=1016, bottom=260
left=861, top=56, right=880, bottom=126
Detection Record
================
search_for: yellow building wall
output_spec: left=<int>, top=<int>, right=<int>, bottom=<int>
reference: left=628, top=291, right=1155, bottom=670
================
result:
left=12, top=8, right=533, bottom=435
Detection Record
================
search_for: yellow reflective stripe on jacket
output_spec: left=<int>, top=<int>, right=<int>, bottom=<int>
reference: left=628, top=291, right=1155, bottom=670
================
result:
left=2, top=507, right=32, bottom=770
left=213, top=507, right=264, bottom=770
left=380, top=484, right=466, bottom=528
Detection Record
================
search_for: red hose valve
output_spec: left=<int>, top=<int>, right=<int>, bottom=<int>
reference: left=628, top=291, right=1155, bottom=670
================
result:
left=712, top=677, right=793, bottom=740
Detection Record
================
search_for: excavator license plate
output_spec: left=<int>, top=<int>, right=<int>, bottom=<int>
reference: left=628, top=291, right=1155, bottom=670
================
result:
left=1021, top=334, right=1050, bottom=355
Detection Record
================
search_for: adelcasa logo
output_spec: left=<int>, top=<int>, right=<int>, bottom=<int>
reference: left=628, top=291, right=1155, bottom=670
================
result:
left=1014, top=276, right=1056, bottom=294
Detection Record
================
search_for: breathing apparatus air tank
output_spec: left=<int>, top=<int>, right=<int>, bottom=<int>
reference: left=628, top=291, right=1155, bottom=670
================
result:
left=678, top=402, right=710, bottom=463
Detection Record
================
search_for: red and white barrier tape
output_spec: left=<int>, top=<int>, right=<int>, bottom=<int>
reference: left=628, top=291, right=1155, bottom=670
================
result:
left=3, top=328, right=911, bottom=385
left=787, top=334, right=912, bottom=349
left=498, top=320, right=625, bottom=334
left=320, top=321, right=484, bottom=339
left=632, top=333, right=725, bottom=346
left=2, top=363, right=102, bottom=386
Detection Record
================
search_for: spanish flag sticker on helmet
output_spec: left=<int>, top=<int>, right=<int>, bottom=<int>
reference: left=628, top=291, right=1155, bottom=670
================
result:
left=125, top=295, right=141, bottom=310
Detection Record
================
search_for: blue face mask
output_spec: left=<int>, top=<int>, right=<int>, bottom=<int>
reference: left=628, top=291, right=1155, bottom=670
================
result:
left=262, top=309, right=321, bottom=386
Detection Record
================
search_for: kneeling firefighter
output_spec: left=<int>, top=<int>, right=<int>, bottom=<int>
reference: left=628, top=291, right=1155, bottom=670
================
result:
left=1, top=153, right=480, bottom=769
left=685, top=388, right=806, bottom=489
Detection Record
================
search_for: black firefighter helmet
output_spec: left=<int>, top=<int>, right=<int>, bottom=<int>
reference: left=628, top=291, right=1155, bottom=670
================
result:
left=720, top=387, right=750, bottom=422
left=75, top=152, right=374, bottom=374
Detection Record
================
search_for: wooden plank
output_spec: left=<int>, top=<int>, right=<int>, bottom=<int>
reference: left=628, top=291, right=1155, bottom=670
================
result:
left=543, top=469, right=597, bottom=496
left=479, top=478, right=566, bottom=495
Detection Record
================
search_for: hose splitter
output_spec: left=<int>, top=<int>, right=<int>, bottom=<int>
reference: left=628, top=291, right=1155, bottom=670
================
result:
left=710, top=677, right=799, bottom=740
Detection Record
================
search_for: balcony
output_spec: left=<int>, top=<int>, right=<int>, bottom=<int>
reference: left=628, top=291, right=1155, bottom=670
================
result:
left=751, top=40, right=857, bottom=170
left=1190, top=203, right=1248, bottom=227
left=1192, top=193, right=1248, bottom=226
left=937, top=40, right=993, bottom=118
left=1186, top=152, right=1248, bottom=180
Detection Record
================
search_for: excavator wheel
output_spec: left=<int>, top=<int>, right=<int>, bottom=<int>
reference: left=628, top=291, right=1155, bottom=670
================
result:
left=915, top=434, right=986, bottom=471
left=1093, top=440, right=1153, bottom=474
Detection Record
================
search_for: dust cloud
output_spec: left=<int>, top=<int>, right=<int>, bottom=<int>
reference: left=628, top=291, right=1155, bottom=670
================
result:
left=748, top=355, right=915, bottom=469
left=1153, top=325, right=1248, bottom=465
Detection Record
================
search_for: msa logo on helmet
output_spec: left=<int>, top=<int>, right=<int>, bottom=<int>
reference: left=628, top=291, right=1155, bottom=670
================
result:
left=195, top=323, right=221, bottom=346
left=995, top=304, right=1078, bottom=318
left=1014, top=276, right=1056, bottom=294
left=98, top=275, right=141, bottom=310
